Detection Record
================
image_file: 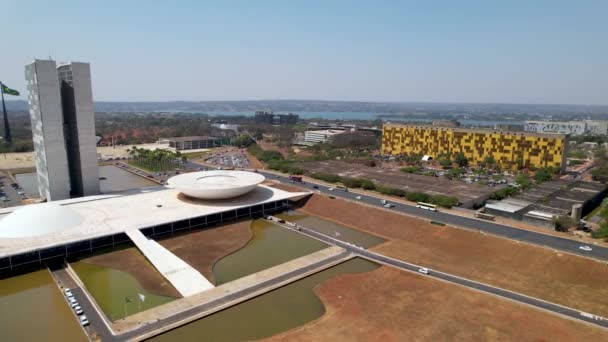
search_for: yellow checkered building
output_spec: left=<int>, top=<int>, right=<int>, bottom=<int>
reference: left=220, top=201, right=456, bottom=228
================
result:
left=382, top=124, right=568, bottom=172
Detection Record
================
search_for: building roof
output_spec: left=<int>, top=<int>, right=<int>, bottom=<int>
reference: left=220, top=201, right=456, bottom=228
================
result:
left=0, top=204, right=82, bottom=238
left=305, top=129, right=346, bottom=136
left=160, top=136, right=219, bottom=142
left=166, top=170, right=265, bottom=199
left=0, top=185, right=309, bottom=258
left=485, top=200, right=529, bottom=214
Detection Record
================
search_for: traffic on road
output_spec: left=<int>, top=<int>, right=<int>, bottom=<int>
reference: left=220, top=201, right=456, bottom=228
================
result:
left=258, top=170, right=608, bottom=262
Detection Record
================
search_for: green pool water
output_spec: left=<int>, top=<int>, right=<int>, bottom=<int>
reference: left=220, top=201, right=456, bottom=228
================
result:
left=212, top=218, right=328, bottom=285
left=0, top=269, right=87, bottom=341
left=71, top=262, right=175, bottom=321
left=151, top=258, right=379, bottom=342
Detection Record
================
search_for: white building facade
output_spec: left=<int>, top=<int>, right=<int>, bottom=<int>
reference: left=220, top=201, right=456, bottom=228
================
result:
left=25, top=59, right=99, bottom=201
left=524, top=120, right=608, bottom=136
left=304, top=129, right=346, bottom=144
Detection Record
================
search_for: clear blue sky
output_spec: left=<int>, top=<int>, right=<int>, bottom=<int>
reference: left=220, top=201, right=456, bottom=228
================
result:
left=2, top=0, right=606, bottom=104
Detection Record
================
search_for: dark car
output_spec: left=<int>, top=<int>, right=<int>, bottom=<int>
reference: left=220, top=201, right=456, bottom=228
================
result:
left=313, top=185, right=319, bottom=189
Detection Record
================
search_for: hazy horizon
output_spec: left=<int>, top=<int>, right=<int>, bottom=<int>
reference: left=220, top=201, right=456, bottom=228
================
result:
left=2, top=1, right=607, bottom=105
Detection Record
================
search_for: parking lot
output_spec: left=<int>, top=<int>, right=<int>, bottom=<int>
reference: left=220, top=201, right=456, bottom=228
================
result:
left=0, top=173, right=28, bottom=208
left=204, top=150, right=251, bottom=169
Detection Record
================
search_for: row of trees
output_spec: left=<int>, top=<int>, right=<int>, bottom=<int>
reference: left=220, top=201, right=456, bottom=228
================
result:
left=128, top=147, right=186, bottom=172
left=309, top=171, right=459, bottom=208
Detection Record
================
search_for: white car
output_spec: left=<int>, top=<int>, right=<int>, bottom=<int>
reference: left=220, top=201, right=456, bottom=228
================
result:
left=70, top=300, right=79, bottom=309
left=65, top=290, right=73, bottom=298
left=418, top=268, right=430, bottom=275
left=579, top=245, right=593, bottom=252
left=328, top=188, right=334, bottom=191
left=384, top=203, right=394, bottom=208
left=79, top=315, right=89, bottom=326
left=74, top=305, right=83, bottom=315
left=355, top=196, right=362, bottom=200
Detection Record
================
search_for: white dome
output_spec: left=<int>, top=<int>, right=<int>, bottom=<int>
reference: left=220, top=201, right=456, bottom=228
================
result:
left=0, top=203, right=82, bottom=238
left=166, top=170, right=265, bottom=199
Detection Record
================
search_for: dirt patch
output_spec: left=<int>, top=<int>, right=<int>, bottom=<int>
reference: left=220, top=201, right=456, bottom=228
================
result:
left=246, top=151, right=265, bottom=170
left=81, top=247, right=180, bottom=298
left=157, top=220, right=253, bottom=284
left=267, top=182, right=303, bottom=193
left=265, top=266, right=608, bottom=341
left=297, top=160, right=495, bottom=206
left=294, top=194, right=608, bottom=317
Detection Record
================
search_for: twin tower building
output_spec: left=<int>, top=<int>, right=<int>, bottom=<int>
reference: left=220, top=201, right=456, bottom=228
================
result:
left=25, top=60, right=99, bottom=201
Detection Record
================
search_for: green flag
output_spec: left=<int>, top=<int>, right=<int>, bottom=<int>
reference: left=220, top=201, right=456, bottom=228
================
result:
left=1, top=83, right=19, bottom=96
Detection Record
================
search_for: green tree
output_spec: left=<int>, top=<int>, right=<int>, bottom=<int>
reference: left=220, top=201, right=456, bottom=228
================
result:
left=360, top=179, right=376, bottom=190
left=515, top=174, right=532, bottom=189
left=439, top=158, right=452, bottom=169
left=448, top=168, right=464, bottom=178
left=484, top=155, right=496, bottom=166
left=535, top=167, right=553, bottom=183
left=454, top=152, right=469, bottom=167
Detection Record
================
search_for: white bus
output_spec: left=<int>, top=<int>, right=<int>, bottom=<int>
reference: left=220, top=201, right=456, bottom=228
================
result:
left=416, top=202, right=437, bottom=211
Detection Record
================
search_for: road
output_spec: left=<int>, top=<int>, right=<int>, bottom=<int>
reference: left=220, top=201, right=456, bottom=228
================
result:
left=257, top=170, right=608, bottom=262
left=268, top=218, right=608, bottom=329
left=49, top=265, right=113, bottom=342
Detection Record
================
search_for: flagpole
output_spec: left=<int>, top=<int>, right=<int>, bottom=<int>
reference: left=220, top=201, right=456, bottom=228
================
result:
left=0, top=82, right=11, bottom=143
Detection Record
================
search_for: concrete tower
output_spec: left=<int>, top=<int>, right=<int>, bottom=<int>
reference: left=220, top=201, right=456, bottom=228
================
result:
left=57, top=62, right=100, bottom=197
left=24, top=59, right=99, bottom=201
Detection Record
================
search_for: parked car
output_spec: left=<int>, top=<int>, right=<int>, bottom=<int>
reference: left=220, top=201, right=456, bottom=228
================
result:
left=79, top=315, right=89, bottom=326
left=74, top=305, right=83, bottom=315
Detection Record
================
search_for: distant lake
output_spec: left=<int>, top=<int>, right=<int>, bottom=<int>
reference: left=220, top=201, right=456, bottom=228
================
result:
left=161, top=110, right=523, bottom=126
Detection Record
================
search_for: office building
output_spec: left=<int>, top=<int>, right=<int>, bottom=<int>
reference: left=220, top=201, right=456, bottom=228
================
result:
left=432, top=120, right=460, bottom=128
left=382, top=124, right=568, bottom=172
left=25, top=59, right=99, bottom=201
left=254, top=111, right=299, bottom=125
left=159, top=136, right=221, bottom=151
left=304, top=129, right=346, bottom=144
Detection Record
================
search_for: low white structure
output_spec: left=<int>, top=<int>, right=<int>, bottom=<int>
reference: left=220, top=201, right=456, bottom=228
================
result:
left=304, top=129, right=346, bottom=144
left=166, top=170, right=265, bottom=199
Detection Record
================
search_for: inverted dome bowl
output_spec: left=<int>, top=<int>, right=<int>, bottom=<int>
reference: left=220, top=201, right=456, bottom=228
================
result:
left=166, top=170, right=266, bottom=199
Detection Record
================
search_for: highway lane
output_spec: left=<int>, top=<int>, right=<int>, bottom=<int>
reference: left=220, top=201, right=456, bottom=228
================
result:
left=258, top=170, right=608, bottom=262
left=268, top=219, right=608, bottom=329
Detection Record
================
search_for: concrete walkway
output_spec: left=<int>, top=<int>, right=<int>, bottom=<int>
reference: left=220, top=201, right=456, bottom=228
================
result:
left=125, top=229, right=214, bottom=297
left=111, top=246, right=350, bottom=340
